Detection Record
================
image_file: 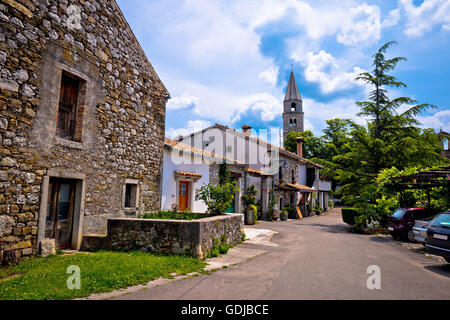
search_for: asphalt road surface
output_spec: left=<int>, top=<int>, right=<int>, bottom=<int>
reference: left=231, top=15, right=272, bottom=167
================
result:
left=114, top=208, right=450, bottom=300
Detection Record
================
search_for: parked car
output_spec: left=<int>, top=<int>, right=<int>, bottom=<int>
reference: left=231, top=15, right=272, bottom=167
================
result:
left=426, top=211, right=450, bottom=263
left=413, top=215, right=437, bottom=245
left=330, top=197, right=342, bottom=206
left=388, top=208, right=435, bottom=242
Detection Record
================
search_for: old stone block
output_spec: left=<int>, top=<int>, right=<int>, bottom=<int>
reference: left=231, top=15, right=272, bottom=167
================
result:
left=40, top=239, right=56, bottom=257
left=0, top=215, right=14, bottom=237
left=22, top=248, right=32, bottom=256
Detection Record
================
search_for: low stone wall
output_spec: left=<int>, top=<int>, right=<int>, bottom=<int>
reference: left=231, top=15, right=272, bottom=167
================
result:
left=81, top=214, right=244, bottom=259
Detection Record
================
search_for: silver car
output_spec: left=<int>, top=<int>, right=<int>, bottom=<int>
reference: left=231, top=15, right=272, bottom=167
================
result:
left=413, top=216, right=436, bottom=245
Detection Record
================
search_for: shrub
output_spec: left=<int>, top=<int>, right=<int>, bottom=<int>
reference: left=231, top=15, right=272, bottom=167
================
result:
left=354, top=214, right=367, bottom=233
left=241, top=185, right=258, bottom=207
left=341, top=208, right=358, bottom=225
left=198, top=181, right=239, bottom=216
left=248, top=204, right=258, bottom=223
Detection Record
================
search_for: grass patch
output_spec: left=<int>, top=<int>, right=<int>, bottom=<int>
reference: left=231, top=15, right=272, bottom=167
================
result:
left=0, top=251, right=205, bottom=300
left=138, top=210, right=211, bottom=221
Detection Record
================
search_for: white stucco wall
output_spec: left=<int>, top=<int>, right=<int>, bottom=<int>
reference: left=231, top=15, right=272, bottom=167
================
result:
left=161, top=150, right=210, bottom=213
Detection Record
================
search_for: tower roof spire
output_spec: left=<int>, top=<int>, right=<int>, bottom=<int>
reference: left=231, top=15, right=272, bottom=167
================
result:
left=284, top=70, right=302, bottom=102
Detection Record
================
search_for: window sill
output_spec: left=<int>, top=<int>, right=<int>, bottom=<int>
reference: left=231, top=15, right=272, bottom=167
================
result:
left=55, top=137, right=83, bottom=150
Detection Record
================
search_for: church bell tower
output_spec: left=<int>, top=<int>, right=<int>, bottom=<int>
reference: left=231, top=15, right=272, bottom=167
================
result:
left=282, top=70, right=304, bottom=143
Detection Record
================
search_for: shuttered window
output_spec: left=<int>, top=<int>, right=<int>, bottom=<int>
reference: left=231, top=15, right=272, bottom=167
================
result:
left=57, top=73, right=80, bottom=141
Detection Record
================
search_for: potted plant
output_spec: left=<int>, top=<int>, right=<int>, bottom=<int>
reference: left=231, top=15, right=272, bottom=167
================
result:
left=247, top=204, right=258, bottom=225
left=242, top=185, right=258, bottom=225
left=313, top=206, right=322, bottom=216
left=280, top=208, right=288, bottom=221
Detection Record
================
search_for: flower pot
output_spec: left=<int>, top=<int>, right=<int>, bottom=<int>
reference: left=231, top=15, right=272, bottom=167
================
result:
left=245, top=209, right=255, bottom=225
left=280, top=212, right=288, bottom=221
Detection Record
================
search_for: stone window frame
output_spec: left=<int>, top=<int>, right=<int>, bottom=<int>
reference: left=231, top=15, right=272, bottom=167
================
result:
left=37, top=170, right=86, bottom=252
left=122, top=179, right=140, bottom=214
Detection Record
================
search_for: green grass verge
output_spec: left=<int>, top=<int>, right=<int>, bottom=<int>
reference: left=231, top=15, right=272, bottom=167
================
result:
left=0, top=251, right=206, bottom=300
left=138, top=211, right=211, bottom=220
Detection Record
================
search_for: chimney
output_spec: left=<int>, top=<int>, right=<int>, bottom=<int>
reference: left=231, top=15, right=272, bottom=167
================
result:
left=296, top=137, right=304, bottom=157
left=241, top=125, right=252, bottom=137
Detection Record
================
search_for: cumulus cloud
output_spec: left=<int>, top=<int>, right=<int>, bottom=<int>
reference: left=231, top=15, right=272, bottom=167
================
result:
left=259, top=66, right=279, bottom=87
left=417, top=109, right=450, bottom=132
left=400, top=0, right=450, bottom=37
left=292, top=50, right=364, bottom=94
left=381, top=8, right=401, bottom=28
left=166, top=119, right=213, bottom=138
left=337, top=3, right=381, bottom=46
left=231, top=93, right=282, bottom=123
left=167, top=95, right=199, bottom=110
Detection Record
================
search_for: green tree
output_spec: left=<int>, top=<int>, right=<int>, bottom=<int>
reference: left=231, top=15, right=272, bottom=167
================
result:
left=328, top=42, right=446, bottom=204
left=284, top=131, right=326, bottom=159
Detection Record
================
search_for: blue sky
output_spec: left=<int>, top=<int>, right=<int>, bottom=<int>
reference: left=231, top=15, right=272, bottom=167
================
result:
left=116, top=0, right=450, bottom=140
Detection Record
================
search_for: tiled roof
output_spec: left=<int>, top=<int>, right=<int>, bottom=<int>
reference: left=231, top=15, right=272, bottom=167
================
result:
left=164, top=138, right=244, bottom=165
left=175, top=171, right=202, bottom=178
left=247, top=168, right=271, bottom=176
left=286, top=183, right=317, bottom=192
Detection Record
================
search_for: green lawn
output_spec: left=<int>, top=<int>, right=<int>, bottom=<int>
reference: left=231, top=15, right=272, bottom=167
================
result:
left=0, top=251, right=206, bottom=300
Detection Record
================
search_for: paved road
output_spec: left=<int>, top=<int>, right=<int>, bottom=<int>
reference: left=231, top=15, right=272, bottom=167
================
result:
left=115, top=209, right=450, bottom=300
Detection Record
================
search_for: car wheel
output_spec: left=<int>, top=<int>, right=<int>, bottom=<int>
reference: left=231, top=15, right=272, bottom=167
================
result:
left=407, top=230, right=417, bottom=243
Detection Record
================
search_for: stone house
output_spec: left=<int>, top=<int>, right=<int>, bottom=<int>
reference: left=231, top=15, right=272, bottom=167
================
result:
left=0, top=0, right=169, bottom=263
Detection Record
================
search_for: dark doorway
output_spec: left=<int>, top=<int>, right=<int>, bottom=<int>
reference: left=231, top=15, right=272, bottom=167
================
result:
left=45, top=179, right=76, bottom=249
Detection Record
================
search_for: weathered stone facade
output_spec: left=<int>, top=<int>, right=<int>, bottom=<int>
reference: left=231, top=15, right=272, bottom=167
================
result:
left=82, top=214, right=244, bottom=259
left=0, top=0, right=169, bottom=263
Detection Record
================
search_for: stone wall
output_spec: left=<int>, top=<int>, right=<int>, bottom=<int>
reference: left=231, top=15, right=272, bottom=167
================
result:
left=82, top=214, right=244, bottom=259
left=0, top=0, right=168, bottom=263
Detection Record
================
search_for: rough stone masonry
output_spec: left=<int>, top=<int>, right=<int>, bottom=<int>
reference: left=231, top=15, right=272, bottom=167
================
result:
left=0, top=0, right=169, bottom=263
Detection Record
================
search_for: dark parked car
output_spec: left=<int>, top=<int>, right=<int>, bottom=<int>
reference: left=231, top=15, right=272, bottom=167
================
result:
left=426, top=211, right=450, bottom=263
left=388, top=208, right=435, bottom=242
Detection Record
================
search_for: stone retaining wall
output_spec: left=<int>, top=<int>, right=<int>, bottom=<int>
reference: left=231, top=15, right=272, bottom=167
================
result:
left=81, top=214, right=244, bottom=259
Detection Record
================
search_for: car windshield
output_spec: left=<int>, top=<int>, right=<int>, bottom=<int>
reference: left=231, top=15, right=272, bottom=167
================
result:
left=431, top=213, right=450, bottom=228
left=391, top=209, right=406, bottom=219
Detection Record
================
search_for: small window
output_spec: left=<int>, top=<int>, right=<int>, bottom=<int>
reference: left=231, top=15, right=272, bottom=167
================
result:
left=124, top=184, right=138, bottom=208
left=291, top=103, right=296, bottom=112
left=57, top=72, right=84, bottom=141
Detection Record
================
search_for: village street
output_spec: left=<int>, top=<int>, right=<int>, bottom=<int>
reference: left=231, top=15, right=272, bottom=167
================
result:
left=113, top=209, right=450, bottom=300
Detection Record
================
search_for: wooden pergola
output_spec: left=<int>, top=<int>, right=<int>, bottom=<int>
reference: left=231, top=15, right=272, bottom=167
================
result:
left=393, top=167, right=450, bottom=210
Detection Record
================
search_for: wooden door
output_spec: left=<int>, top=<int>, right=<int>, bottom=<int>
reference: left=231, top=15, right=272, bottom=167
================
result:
left=45, top=179, right=76, bottom=249
left=178, top=181, right=189, bottom=211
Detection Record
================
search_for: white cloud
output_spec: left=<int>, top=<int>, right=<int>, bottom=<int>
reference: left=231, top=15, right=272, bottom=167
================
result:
left=167, top=95, right=199, bottom=110
left=400, top=0, right=450, bottom=36
left=417, top=109, right=450, bottom=132
left=292, top=50, right=364, bottom=93
left=337, top=3, right=381, bottom=46
left=231, top=93, right=282, bottom=123
left=259, top=66, right=279, bottom=87
left=166, top=119, right=213, bottom=138
left=381, top=8, right=401, bottom=28
left=238, top=1, right=382, bottom=46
